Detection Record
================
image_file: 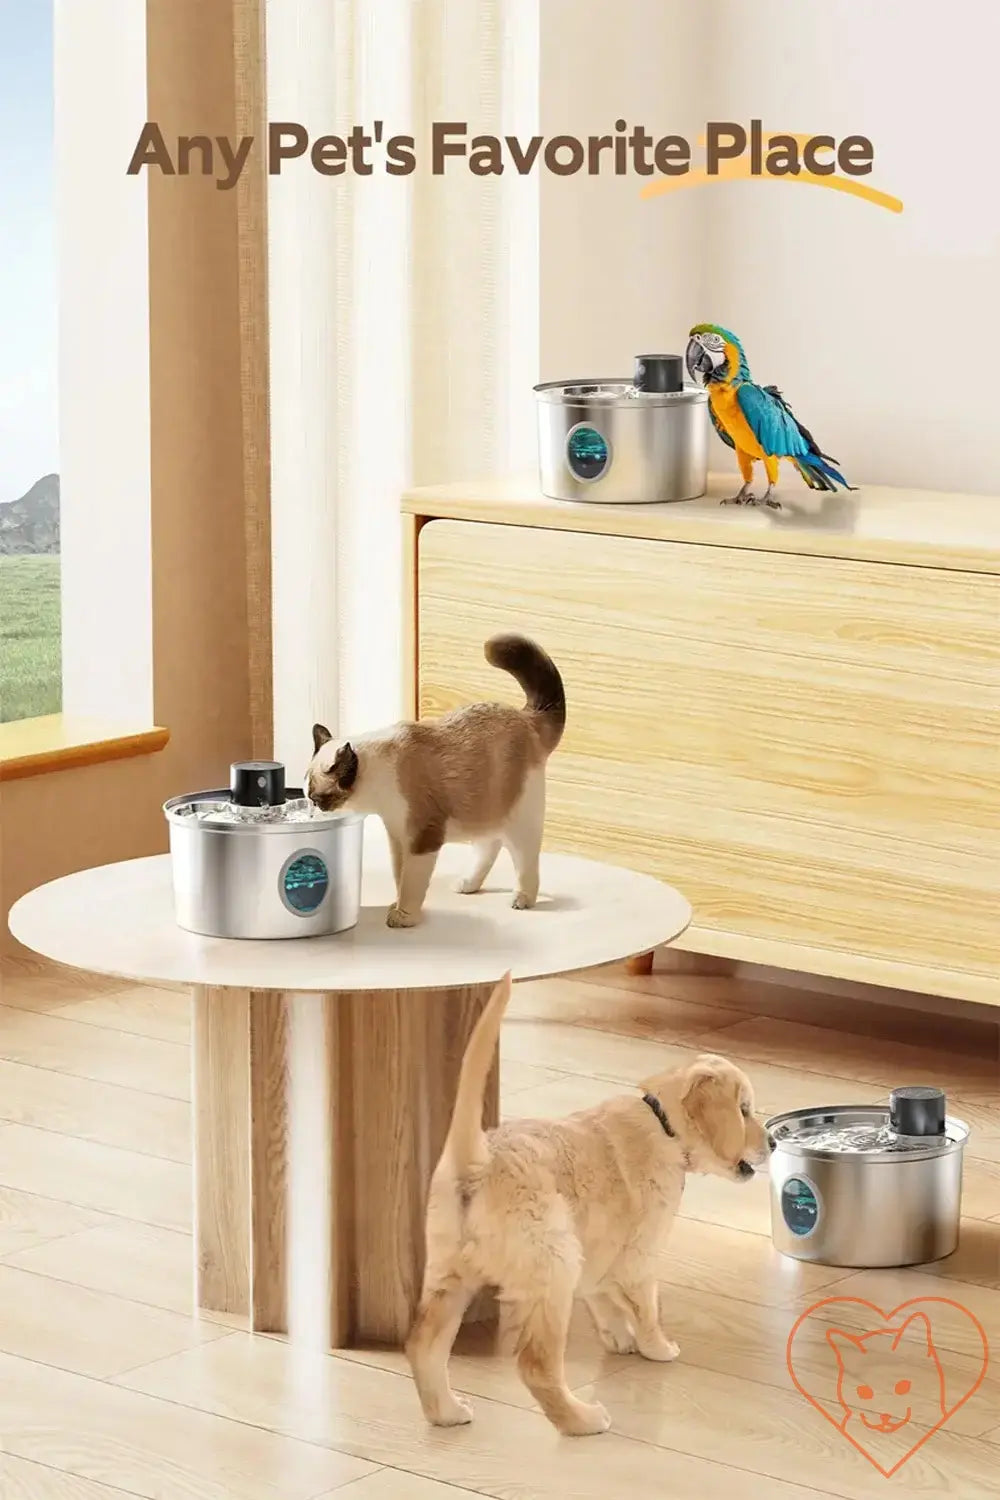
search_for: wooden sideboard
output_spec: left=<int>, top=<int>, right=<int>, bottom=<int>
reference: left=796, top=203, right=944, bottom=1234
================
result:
left=401, top=474, right=1000, bottom=1005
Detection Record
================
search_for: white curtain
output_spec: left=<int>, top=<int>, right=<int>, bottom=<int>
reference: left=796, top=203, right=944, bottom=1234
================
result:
left=266, top=0, right=539, bottom=774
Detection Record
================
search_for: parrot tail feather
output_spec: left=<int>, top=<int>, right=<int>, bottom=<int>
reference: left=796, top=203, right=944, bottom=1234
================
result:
left=794, top=455, right=855, bottom=493
left=792, top=459, right=827, bottom=491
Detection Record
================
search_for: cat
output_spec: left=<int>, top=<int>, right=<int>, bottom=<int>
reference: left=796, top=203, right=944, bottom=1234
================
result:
left=306, top=633, right=566, bottom=928
left=826, top=1311, right=948, bottom=1437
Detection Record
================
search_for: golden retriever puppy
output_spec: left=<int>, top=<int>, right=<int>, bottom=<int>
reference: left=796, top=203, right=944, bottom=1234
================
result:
left=406, top=972, right=772, bottom=1437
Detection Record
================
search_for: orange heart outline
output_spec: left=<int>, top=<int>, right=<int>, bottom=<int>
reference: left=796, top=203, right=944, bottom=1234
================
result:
left=786, top=1296, right=990, bottom=1477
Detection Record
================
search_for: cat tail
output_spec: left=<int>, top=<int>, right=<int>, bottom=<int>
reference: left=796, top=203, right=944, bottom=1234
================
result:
left=484, top=633, right=566, bottom=752
left=442, top=971, right=511, bottom=1176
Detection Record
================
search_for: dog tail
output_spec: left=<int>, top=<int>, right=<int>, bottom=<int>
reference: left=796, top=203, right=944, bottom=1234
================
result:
left=443, top=970, right=511, bottom=1174
left=485, top=633, right=566, bottom=753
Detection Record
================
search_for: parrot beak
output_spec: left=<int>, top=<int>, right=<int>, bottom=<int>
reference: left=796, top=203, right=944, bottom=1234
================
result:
left=685, top=337, right=711, bottom=384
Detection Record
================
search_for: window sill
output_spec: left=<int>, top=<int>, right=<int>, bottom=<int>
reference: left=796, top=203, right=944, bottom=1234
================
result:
left=0, top=715, right=170, bottom=782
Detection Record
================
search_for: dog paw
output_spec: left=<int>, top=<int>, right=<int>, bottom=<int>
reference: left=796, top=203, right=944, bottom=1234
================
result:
left=511, top=891, right=536, bottom=910
left=454, top=877, right=481, bottom=895
left=597, top=1326, right=637, bottom=1355
left=559, top=1400, right=611, bottom=1437
left=638, top=1336, right=680, bottom=1363
left=430, top=1394, right=474, bottom=1427
left=386, top=904, right=419, bottom=929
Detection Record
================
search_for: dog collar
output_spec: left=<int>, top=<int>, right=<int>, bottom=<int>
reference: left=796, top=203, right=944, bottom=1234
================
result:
left=641, top=1092, right=675, bottom=1137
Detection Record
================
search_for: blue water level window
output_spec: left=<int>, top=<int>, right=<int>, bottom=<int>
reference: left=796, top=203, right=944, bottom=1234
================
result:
left=566, top=424, right=609, bottom=480
left=281, top=852, right=329, bottom=914
left=781, top=1176, right=820, bottom=1237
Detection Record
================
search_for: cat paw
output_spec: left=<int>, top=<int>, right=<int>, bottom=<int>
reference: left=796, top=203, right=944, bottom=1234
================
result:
left=386, top=904, right=419, bottom=929
left=511, top=891, right=537, bottom=910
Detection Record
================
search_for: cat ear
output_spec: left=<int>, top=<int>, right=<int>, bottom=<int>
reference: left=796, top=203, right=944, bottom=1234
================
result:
left=312, top=723, right=332, bottom=754
left=332, top=741, right=359, bottom=789
left=827, top=1328, right=866, bottom=1362
left=891, top=1312, right=935, bottom=1357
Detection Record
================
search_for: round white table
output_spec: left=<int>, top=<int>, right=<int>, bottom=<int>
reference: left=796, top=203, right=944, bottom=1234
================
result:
left=9, top=836, right=690, bottom=1348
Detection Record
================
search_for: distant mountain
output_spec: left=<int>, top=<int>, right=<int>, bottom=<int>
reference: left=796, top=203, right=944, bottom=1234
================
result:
left=0, top=474, right=60, bottom=554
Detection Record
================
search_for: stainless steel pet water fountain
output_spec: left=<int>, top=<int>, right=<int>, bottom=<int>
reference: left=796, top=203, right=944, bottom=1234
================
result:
left=766, top=1087, right=969, bottom=1269
left=534, top=353, right=709, bottom=504
left=164, top=761, right=363, bottom=939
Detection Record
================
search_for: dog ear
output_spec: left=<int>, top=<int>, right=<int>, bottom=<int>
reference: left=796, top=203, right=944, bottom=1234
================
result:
left=332, top=741, right=359, bottom=789
left=682, top=1059, right=744, bottom=1163
left=312, top=723, right=332, bottom=754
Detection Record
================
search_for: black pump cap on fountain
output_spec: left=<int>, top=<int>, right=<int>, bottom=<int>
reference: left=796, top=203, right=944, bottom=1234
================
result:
left=634, top=354, right=684, bottom=393
left=890, top=1085, right=946, bottom=1137
left=230, top=760, right=286, bottom=807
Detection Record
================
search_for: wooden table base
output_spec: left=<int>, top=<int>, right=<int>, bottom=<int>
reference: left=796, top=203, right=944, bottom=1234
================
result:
left=192, top=980, right=498, bottom=1347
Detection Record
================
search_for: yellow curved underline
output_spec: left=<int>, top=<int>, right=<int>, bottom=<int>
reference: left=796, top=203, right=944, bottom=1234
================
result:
left=640, top=166, right=903, bottom=213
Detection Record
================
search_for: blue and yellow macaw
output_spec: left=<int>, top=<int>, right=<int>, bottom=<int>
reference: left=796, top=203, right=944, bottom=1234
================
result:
left=685, top=324, right=854, bottom=509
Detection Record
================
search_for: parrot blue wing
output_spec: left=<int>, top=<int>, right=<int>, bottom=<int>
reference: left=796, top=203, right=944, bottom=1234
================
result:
left=736, top=381, right=811, bottom=459
left=737, top=381, right=854, bottom=492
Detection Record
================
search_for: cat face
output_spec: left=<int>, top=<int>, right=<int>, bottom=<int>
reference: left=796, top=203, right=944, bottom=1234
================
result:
left=306, top=724, right=359, bottom=811
left=827, top=1312, right=947, bottom=1433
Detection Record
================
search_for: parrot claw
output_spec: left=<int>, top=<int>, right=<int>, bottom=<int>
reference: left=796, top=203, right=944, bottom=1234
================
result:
left=720, top=483, right=755, bottom=506
left=743, top=485, right=782, bottom=510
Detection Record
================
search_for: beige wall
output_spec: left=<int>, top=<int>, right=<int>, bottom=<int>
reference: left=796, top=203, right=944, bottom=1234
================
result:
left=540, top=0, right=1000, bottom=494
left=1, top=0, right=270, bottom=955
left=539, top=0, right=709, bottom=382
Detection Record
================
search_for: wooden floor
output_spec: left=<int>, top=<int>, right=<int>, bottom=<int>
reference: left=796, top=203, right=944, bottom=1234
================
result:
left=0, top=951, right=997, bottom=1499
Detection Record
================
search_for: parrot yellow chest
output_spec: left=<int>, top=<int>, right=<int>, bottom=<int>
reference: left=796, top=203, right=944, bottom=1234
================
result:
left=709, top=384, right=765, bottom=457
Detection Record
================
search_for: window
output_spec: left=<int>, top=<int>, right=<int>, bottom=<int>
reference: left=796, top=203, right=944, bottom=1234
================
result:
left=0, top=1, right=60, bottom=723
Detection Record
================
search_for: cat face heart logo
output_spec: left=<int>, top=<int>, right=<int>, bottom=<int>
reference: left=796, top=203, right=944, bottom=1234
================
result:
left=787, top=1296, right=989, bottom=1476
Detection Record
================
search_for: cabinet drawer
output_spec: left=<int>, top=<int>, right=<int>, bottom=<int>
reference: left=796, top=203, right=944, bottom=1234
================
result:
left=416, top=519, right=1000, bottom=997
